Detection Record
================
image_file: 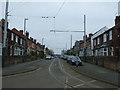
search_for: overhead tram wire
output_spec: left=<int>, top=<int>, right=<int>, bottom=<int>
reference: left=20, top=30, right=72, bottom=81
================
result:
left=54, top=0, right=66, bottom=17
left=53, top=0, right=66, bottom=30
left=8, top=2, right=29, bottom=13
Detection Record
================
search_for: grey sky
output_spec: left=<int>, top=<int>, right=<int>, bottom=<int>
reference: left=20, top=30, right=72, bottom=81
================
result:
left=1, top=1, right=119, bottom=54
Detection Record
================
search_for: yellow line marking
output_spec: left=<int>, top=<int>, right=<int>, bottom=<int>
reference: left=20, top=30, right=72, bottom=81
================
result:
left=73, top=80, right=96, bottom=88
left=89, top=80, right=96, bottom=83
left=74, top=83, right=84, bottom=87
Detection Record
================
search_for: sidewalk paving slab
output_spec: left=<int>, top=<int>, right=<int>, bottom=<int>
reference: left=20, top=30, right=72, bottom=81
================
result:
left=71, top=62, right=120, bottom=87
left=2, top=60, right=42, bottom=77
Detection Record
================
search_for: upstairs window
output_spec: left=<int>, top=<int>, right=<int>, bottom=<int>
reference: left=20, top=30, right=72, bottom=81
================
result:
left=16, top=36, right=18, bottom=43
left=97, top=37, right=100, bottom=45
left=109, top=30, right=112, bottom=40
left=11, top=33, right=14, bottom=41
left=94, top=39, right=96, bottom=46
left=103, top=34, right=107, bottom=42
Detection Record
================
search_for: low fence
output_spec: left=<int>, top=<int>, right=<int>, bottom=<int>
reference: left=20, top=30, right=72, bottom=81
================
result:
left=80, top=56, right=120, bottom=70
left=4, top=56, right=41, bottom=67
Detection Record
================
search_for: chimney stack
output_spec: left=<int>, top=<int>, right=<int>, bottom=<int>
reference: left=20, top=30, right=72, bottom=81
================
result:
left=115, top=16, right=120, bottom=25
left=89, top=33, right=93, bottom=37
left=83, top=35, right=87, bottom=40
left=26, top=31, right=29, bottom=38
left=20, top=30, right=23, bottom=35
left=34, top=39, right=36, bottom=44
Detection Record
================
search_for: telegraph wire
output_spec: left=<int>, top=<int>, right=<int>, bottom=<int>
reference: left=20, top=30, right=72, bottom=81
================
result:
left=54, top=0, right=66, bottom=17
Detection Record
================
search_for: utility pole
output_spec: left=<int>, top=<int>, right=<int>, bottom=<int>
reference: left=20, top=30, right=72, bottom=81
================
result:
left=66, top=43, right=67, bottom=50
left=70, top=34, right=72, bottom=49
left=2, top=0, right=9, bottom=67
left=42, top=38, right=44, bottom=45
left=83, top=15, right=87, bottom=62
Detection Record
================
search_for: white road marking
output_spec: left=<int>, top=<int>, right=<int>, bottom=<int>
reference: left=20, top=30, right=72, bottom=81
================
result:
left=58, top=59, right=101, bottom=88
left=48, top=59, right=66, bottom=86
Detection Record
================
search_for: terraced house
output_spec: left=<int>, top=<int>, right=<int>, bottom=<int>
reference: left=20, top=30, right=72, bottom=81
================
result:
left=91, top=16, right=120, bottom=57
left=1, top=19, right=45, bottom=66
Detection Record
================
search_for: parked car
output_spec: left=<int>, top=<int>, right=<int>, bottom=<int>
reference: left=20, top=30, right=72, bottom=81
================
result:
left=68, top=56, right=82, bottom=66
left=46, top=55, right=52, bottom=60
left=73, top=56, right=82, bottom=66
left=67, top=56, right=74, bottom=63
left=63, top=55, right=68, bottom=60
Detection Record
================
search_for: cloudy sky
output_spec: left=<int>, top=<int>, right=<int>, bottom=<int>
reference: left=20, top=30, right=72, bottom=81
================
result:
left=1, top=0, right=119, bottom=54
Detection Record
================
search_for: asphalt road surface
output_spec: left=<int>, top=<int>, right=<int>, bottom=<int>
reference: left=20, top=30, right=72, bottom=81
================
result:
left=2, top=58, right=118, bottom=89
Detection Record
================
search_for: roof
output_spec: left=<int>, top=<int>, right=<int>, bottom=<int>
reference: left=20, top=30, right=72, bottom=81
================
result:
left=11, top=28, right=25, bottom=39
left=91, top=26, right=108, bottom=39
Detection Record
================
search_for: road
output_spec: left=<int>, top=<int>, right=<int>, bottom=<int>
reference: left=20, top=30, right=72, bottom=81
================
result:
left=2, top=58, right=118, bottom=89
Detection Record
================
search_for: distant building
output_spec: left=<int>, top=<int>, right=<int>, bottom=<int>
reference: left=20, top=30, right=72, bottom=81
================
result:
left=79, top=40, right=84, bottom=56
left=73, top=40, right=80, bottom=56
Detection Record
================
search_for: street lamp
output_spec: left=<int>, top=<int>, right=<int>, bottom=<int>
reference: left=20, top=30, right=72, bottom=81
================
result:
left=24, top=18, right=28, bottom=35
left=23, top=18, right=28, bottom=62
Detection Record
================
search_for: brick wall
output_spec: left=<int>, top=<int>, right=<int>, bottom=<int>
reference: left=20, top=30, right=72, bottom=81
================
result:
left=80, top=56, right=119, bottom=70
left=5, top=56, right=40, bottom=66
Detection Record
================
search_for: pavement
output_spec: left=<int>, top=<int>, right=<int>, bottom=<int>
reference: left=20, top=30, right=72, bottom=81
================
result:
left=2, top=59, right=42, bottom=77
left=71, top=62, right=120, bottom=87
left=2, top=58, right=120, bottom=88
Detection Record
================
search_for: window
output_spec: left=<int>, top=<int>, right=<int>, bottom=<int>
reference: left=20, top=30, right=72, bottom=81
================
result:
left=97, top=37, right=100, bottom=45
left=103, top=34, right=107, bottom=42
left=20, top=49, right=23, bottom=55
left=14, top=47, right=21, bottom=56
left=16, top=36, right=18, bottom=43
left=10, top=46, right=12, bottom=56
left=109, top=30, right=112, bottom=40
left=14, top=47, right=18, bottom=56
left=20, top=38, right=22, bottom=44
left=11, top=33, right=14, bottom=41
left=103, top=48, right=108, bottom=56
left=94, top=39, right=96, bottom=46
left=109, top=47, right=114, bottom=56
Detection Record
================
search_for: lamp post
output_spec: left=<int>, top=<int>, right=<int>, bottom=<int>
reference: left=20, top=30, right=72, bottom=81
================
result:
left=24, top=18, right=28, bottom=35
left=83, top=15, right=87, bottom=62
left=23, top=18, right=28, bottom=62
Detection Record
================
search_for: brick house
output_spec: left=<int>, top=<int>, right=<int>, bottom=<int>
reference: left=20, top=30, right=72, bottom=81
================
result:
left=91, top=26, right=109, bottom=56
left=79, top=34, right=93, bottom=56
left=27, top=36, right=37, bottom=55
left=86, top=33, right=93, bottom=56
left=73, top=40, right=80, bottom=56
left=8, top=28, right=26, bottom=56
left=92, top=16, right=120, bottom=57
left=79, top=40, right=84, bottom=56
